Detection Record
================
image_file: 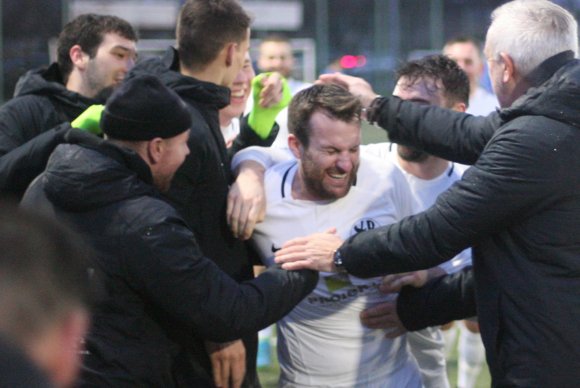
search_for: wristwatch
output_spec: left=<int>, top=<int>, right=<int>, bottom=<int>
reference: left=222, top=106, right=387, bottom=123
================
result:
left=363, top=96, right=384, bottom=126
left=333, top=249, right=348, bottom=273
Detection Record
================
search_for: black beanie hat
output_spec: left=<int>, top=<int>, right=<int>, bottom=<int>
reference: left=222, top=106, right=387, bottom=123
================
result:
left=101, top=74, right=191, bottom=141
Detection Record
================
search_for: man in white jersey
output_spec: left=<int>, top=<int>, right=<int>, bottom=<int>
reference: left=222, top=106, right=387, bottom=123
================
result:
left=361, top=55, right=473, bottom=388
left=248, top=84, right=422, bottom=387
left=229, top=57, right=473, bottom=387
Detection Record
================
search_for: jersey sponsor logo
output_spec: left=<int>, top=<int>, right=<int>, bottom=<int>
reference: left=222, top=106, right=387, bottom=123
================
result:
left=307, top=278, right=382, bottom=305
left=351, top=218, right=379, bottom=236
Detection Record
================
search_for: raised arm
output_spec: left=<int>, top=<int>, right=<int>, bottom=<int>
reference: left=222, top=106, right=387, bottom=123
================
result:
left=319, top=72, right=503, bottom=165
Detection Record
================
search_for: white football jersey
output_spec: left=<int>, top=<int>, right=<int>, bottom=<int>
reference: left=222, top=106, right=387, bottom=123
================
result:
left=252, top=154, right=422, bottom=388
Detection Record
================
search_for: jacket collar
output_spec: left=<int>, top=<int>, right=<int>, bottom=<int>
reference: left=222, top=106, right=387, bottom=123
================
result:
left=160, top=47, right=231, bottom=110
left=523, top=50, right=576, bottom=87
left=66, top=130, right=154, bottom=186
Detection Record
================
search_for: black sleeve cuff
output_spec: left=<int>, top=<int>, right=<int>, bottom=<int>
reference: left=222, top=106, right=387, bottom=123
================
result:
left=397, top=266, right=477, bottom=331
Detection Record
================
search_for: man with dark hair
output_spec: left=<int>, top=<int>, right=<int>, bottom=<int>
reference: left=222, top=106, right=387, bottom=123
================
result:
left=0, top=13, right=137, bottom=198
left=128, top=1, right=286, bottom=386
left=0, top=204, right=91, bottom=387
left=22, top=75, right=317, bottom=387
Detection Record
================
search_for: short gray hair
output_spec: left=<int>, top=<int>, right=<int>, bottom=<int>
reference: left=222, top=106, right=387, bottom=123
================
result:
left=486, top=0, right=578, bottom=77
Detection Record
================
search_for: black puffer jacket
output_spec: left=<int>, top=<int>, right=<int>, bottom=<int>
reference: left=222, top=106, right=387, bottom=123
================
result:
left=22, top=138, right=317, bottom=387
left=337, top=51, right=580, bottom=387
left=0, top=63, right=96, bottom=198
left=128, top=48, right=277, bottom=387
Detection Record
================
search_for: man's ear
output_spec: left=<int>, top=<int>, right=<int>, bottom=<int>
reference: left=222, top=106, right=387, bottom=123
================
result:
left=225, top=42, right=237, bottom=67
left=287, top=134, right=302, bottom=159
left=69, top=45, right=89, bottom=71
left=499, top=52, right=515, bottom=83
left=146, top=138, right=165, bottom=164
left=451, top=101, right=467, bottom=113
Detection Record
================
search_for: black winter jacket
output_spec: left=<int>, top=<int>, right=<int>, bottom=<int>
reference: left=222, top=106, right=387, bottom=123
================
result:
left=0, top=63, right=96, bottom=198
left=338, top=51, right=580, bottom=387
left=127, top=48, right=278, bottom=387
left=21, top=138, right=317, bottom=387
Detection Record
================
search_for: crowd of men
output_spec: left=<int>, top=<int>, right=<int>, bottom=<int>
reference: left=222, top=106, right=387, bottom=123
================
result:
left=0, top=1, right=579, bottom=388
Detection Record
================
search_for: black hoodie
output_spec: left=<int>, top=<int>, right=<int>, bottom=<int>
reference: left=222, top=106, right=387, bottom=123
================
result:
left=0, top=63, right=97, bottom=198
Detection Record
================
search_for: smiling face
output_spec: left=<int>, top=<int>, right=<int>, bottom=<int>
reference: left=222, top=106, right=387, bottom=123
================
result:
left=258, top=40, right=294, bottom=78
left=152, top=130, right=191, bottom=193
left=83, top=33, right=137, bottom=99
left=220, top=53, right=255, bottom=124
left=290, top=110, right=361, bottom=201
left=443, top=41, right=483, bottom=91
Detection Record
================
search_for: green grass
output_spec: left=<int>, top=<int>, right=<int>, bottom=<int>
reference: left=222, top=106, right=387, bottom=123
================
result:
left=257, top=332, right=491, bottom=387
left=361, top=121, right=389, bottom=145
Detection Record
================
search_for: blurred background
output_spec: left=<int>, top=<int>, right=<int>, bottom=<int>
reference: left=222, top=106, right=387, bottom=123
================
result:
left=2, top=0, right=580, bottom=104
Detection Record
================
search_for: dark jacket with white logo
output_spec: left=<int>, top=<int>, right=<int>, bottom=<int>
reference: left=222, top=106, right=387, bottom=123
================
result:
left=337, top=51, right=580, bottom=387
left=21, top=137, right=316, bottom=387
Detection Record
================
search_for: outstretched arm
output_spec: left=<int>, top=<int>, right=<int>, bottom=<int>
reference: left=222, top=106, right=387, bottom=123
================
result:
left=318, top=72, right=502, bottom=165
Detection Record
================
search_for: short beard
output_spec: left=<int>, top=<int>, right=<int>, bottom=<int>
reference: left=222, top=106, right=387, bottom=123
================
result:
left=93, top=85, right=116, bottom=103
left=397, top=146, right=429, bottom=163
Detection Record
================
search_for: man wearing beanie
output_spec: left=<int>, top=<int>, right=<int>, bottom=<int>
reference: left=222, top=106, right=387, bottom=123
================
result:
left=128, top=1, right=289, bottom=387
left=21, top=75, right=318, bottom=387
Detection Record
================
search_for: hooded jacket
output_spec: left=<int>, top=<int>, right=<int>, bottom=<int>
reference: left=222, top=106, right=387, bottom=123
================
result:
left=336, top=51, right=580, bottom=387
left=21, top=137, right=317, bottom=387
left=0, top=63, right=96, bottom=198
left=127, top=48, right=277, bottom=387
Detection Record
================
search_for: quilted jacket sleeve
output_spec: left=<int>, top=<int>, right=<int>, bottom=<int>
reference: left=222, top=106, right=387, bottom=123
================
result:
left=397, top=267, right=476, bottom=331
left=339, top=115, right=573, bottom=278
left=123, top=216, right=318, bottom=344
left=374, top=96, right=502, bottom=165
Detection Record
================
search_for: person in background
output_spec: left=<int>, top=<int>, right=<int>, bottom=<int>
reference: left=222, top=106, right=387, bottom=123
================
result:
left=257, top=34, right=310, bottom=95
left=443, top=36, right=497, bottom=116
